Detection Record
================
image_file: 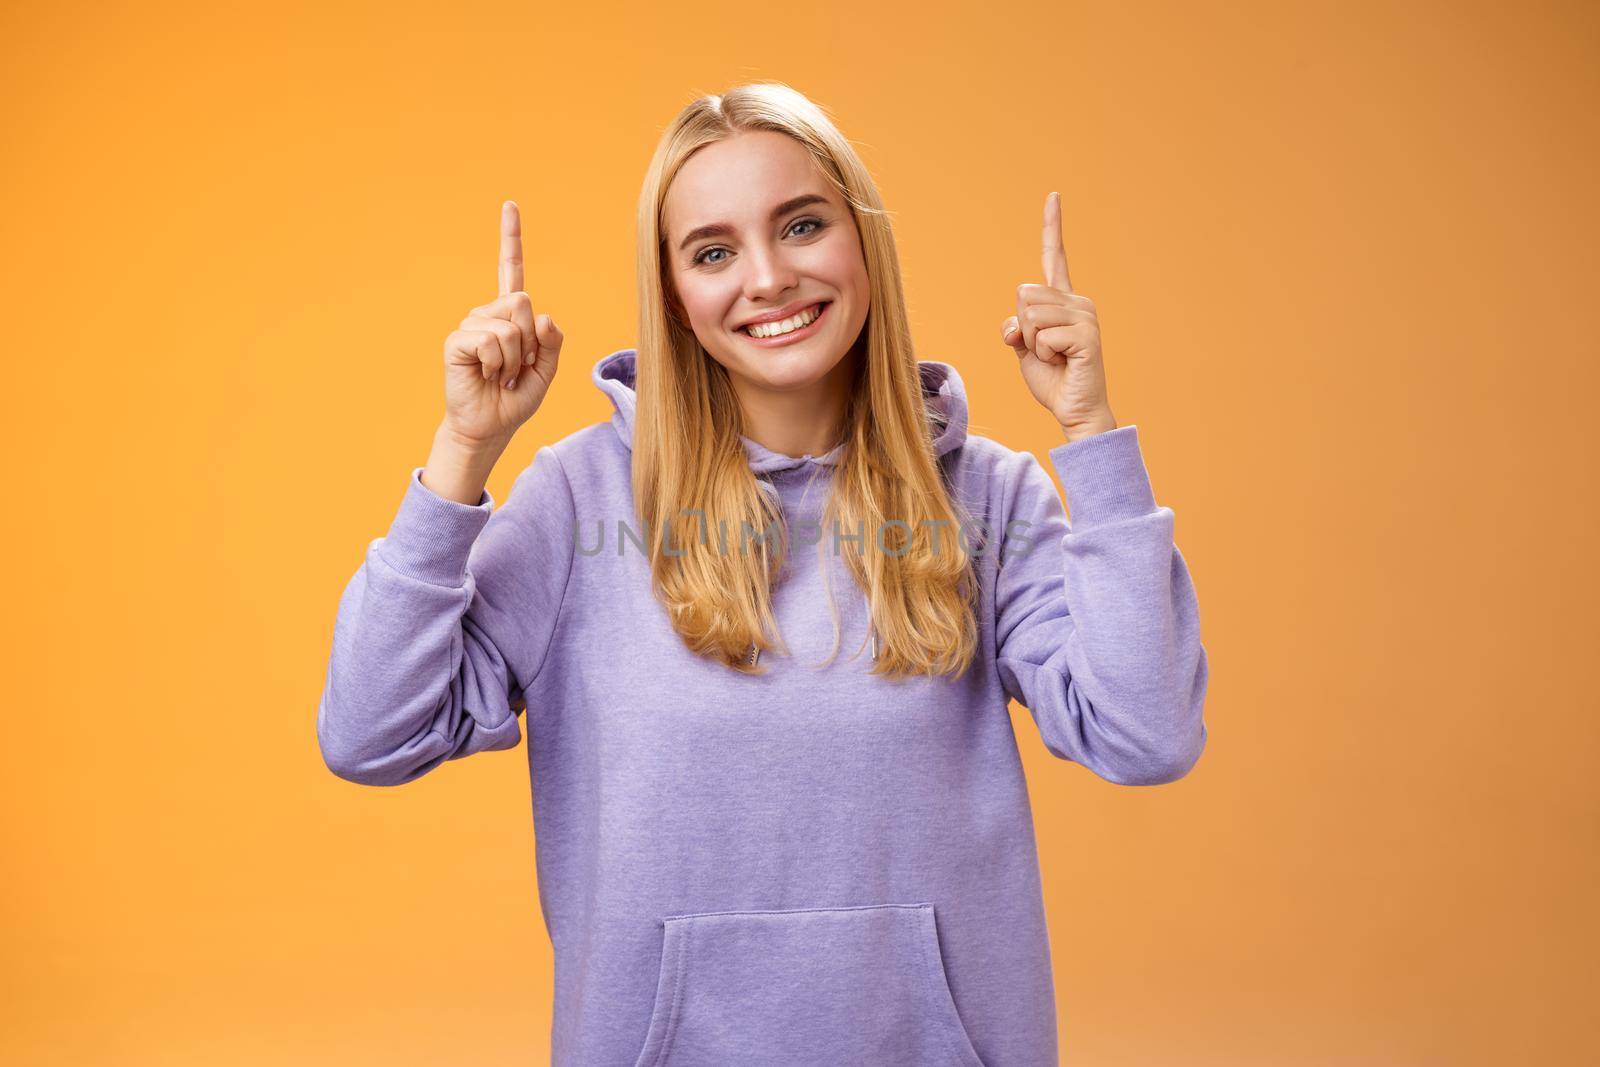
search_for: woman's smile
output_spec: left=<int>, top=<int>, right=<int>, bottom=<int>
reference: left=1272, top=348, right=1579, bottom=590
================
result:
left=737, top=301, right=832, bottom=346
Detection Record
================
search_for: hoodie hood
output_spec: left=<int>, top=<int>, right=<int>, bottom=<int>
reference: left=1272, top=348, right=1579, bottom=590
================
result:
left=591, top=348, right=968, bottom=476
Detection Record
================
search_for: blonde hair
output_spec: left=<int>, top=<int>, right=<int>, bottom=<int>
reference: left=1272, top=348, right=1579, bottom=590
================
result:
left=633, top=81, right=978, bottom=679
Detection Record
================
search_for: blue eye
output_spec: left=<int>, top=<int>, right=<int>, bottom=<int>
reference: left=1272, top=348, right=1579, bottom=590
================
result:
left=692, top=217, right=827, bottom=267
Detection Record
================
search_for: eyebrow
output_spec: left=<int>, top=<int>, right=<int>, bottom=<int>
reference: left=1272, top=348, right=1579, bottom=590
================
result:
left=676, top=193, right=832, bottom=252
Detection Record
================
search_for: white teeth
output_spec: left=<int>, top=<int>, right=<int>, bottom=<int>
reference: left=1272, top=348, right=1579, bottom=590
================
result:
left=745, top=303, right=823, bottom=338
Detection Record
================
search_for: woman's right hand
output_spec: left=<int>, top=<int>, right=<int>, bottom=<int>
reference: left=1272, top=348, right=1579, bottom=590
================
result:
left=440, top=200, right=564, bottom=449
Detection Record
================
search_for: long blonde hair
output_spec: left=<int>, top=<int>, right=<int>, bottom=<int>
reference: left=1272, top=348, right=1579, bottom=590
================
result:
left=633, top=82, right=978, bottom=679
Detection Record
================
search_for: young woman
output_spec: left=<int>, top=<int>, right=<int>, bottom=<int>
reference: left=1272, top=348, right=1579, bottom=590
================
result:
left=318, top=82, right=1208, bottom=1067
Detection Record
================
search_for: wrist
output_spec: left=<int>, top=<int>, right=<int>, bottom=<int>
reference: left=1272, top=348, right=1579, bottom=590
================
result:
left=424, top=425, right=506, bottom=505
left=434, top=422, right=511, bottom=465
left=1058, top=409, right=1118, bottom=445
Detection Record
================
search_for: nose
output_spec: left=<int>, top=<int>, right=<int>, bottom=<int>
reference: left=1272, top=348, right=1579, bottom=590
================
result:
left=741, top=240, right=800, bottom=304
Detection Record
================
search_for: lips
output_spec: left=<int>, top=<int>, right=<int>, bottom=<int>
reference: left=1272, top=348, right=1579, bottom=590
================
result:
left=737, top=301, right=829, bottom=336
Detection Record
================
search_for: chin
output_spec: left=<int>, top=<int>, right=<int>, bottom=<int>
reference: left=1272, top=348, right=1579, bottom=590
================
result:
left=736, top=346, right=846, bottom=390
left=701, top=324, right=848, bottom=389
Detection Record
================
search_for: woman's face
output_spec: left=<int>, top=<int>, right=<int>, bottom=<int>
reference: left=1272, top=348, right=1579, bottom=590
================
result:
left=662, top=130, right=871, bottom=397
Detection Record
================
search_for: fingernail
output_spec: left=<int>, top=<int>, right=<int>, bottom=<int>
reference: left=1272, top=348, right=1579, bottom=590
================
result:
left=507, top=377, right=517, bottom=390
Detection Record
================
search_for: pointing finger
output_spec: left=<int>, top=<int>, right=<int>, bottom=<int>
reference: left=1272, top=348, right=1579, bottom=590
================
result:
left=499, top=200, right=524, bottom=297
left=1041, top=191, right=1073, bottom=294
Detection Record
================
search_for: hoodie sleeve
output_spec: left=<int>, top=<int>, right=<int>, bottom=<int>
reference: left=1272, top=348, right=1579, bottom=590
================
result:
left=993, top=425, right=1208, bottom=786
left=316, top=445, right=576, bottom=786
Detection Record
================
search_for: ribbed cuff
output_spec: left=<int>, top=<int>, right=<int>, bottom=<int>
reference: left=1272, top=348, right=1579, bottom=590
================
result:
left=1047, top=424, right=1158, bottom=527
left=375, top=466, right=496, bottom=586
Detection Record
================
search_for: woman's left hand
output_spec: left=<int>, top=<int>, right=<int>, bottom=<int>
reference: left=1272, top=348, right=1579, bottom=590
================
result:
left=1001, top=191, right=1118, bottom=443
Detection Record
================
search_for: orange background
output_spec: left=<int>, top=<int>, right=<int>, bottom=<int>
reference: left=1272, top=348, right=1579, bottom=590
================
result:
left=3, top=0, right=1595, bottom=1062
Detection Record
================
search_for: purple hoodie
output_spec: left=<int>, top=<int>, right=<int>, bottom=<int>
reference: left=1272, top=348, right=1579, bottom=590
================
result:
left=318, top=348, right=1209, bottom=1066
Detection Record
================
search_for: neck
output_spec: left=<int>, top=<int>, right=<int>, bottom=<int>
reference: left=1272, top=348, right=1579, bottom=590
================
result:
left=731, top=349, right=859, bottom=458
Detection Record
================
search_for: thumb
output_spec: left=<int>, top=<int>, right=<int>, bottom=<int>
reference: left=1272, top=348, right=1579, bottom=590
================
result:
left=1000, top=316, right=1028, bottom=358
left=533, top=314, right=564, bottom=365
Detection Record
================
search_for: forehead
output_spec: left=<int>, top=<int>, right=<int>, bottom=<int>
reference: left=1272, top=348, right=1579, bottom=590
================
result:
left=664, top=131, right=833, bottom=237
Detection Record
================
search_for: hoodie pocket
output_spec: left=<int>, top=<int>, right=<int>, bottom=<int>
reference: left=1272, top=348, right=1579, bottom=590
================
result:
left=630, top=902, right=985, bottom=1067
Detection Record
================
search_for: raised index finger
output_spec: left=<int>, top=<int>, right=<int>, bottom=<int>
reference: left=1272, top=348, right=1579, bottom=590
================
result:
left=498, top=200, right=524, bottom=296
left=1041, top=191, right=1073, bottom=294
